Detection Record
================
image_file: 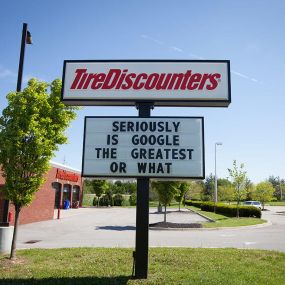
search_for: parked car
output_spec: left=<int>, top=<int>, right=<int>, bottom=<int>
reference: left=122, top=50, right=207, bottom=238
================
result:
left=243, top=201, right=262, bottom=210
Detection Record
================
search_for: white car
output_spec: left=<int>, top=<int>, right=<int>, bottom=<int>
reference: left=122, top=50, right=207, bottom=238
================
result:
left=243, top=201, right=262, bottom=210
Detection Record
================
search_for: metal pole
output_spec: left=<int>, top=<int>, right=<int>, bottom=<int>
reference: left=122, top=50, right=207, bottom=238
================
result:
left=17, top=23, right=28, bottom=92
left=134, top=102, right=152, bottom=279
left=214, top=143, right=217, bottom=204
left=279, top=178, right=283, bottom=201
left=2, top=23, right=28, bottom=224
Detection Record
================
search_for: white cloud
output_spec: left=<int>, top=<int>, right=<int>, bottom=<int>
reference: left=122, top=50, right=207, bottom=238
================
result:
left=140, top=34, right=164, bottom=45
left=170, top=46, right=183, bottom=53
left=140, top=35, right=260, bottom=84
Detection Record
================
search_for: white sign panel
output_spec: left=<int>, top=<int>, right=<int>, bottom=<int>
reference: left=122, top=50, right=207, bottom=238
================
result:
left=82, top=117, right=205, bottom=178
left=62, top=60, right=230, bottom=107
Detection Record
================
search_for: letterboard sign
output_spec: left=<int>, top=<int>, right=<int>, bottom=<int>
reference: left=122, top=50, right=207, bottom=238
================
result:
left=82, top=116, right=205, bottom=179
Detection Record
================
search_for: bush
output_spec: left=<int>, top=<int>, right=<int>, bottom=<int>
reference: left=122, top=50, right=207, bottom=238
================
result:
left=99, top=194, right=113, bottom=206
left=129, top=193, right=137, bottom=206
left=185, top=200, right=261, bottom=218
left=184, top=200, right=204, bottom=208
left=113, top=194, right=124, bottom=206
left=200, top=202, right=261, bottom=218
left=92, top=196, right=98, bottom=206
left=122, top=198, right=130, bottom=207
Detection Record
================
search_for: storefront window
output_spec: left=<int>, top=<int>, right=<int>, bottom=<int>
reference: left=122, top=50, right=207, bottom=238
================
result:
left=63, top=184, right=71, bottom=203
left=52, top=182, right=62, bottom=209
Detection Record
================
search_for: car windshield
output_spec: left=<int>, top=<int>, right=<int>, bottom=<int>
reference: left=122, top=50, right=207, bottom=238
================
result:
left=253, top=202, right=260, bottom=205
left=244, top=202, right=251, bottom=205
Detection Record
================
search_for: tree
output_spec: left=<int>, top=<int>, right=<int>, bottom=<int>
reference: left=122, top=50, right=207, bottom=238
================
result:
left=253, top=181, right=275, bottom=210
left=218, top=185, right=235, bottom=203
left=184, top=181, right=203, bottom=201
left=201, top=174, right=215, bottom=201
left=268, top=176, right=285, bottom=201
left=228, top=160, right=247, bottom=218
left=244, top=178, right=255, bottom=201
left=0, top=79, right=77, bottom=259
left=151, top=181, right=179, bottom=222
left=91, top=179, right=109, bottom=206
left=175, top=182, right=190, bottom=211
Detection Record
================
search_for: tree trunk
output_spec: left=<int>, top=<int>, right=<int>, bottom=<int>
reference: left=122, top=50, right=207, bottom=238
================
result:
left=10, top=205, right=21, bottom=259
left=236, top=200, right=240, bottom=218
left=179, top=201, right=181, bottom=211
left=164, top=205, right=167, bottom=223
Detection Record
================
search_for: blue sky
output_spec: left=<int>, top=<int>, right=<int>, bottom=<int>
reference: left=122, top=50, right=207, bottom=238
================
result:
left=1, top=0, right=285, bottom=183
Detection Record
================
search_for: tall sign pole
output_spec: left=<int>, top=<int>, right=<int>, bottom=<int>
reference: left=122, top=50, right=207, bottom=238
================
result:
left=134, top=102, right=153, bottom=278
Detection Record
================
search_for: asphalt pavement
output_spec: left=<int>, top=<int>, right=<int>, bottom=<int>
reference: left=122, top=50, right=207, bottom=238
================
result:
left=16, top=206, right=285, bottom=252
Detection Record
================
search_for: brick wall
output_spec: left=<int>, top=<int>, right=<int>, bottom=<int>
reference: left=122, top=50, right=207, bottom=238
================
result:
left=0, top=164, right=82, bottom=225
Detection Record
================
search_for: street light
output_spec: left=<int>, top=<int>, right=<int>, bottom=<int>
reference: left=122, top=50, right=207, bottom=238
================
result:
left=214, top=142, right=223, bottom=207
left=2, top=23, right=32, bottom=224
left=17, top=23, right=32, bottom=92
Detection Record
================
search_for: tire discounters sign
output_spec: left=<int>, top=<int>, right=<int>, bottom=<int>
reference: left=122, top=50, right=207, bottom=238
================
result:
left=62, top=60, right=231, bottom=107
left=82, top=117, right=205, bottom=179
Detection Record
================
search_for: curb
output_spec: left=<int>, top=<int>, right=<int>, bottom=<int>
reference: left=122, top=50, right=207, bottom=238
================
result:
left=148, top=207, right=272, bottom=231
left=187, top=207, right=215, bottom=222
left=149, top=220, right=272, bottom=231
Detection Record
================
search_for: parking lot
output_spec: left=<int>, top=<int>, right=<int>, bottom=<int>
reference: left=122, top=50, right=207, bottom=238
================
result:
left=17, top=206, right=285, bottom=252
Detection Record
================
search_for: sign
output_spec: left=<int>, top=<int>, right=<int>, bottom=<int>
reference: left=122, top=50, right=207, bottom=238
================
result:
left=56, top=169, right=79, bottom=182
left=62, top=60, right=231, bottom=107
left=82, top=116, right=205, bottom=178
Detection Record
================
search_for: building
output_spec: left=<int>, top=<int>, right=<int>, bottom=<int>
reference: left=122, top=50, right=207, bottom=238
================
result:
left=0, top=161, right=83, bottom=225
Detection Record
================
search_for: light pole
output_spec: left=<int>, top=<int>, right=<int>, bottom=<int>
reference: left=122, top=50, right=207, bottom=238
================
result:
left=214, top=142, right=223, bottom=208
left=279, top=177, right=283, bottom=201
left=2, top=23, right=32, bottom=225
left=17, top=23, right=32, bottom=92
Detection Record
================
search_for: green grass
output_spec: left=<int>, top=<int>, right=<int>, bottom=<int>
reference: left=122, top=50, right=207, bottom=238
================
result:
left=1, top=248, right=285, bottom=285
left=188, top=206, right=266, bottom=228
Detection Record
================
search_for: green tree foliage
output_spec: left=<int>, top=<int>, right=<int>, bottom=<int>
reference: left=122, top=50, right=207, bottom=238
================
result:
left=244, top=178, right=255, bottom=201
left=109, top=180, right=136, bottom=195
left=268, top=176, right=285, bottom=201
left=0, top=79, right=77, bottom=259
left=202, top=174, right=215, bottom=201
left=151, top=181, right=179, bottom=222
left=253, top=181, right=275, bottom=210
left=175, top=182, right=190, bottom=211
left=91, top=180, right=109, bottom=206
left=228, top=160, right=247, bottom=218
left=218, top=185, right=235, bottom=203
left=184, top=181, right=203, bottom=201
left=83, top=179, right=93, bottom=194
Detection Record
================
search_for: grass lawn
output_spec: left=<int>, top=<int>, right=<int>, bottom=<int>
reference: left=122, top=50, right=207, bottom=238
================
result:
left=188, top=206, right=266, bottom=228
left=1, top=248, right=285, bottom=285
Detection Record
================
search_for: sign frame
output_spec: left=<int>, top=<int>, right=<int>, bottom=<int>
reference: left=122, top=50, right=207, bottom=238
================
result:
left=62, top=60, right=231, bottom=107
left=81, top=116, right=205, bottom=179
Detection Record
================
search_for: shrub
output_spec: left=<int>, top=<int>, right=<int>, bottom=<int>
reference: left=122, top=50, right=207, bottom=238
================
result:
left=99, top=194, right=113, bottom=206
left=185, top=200, right=261, bottom=218
left=113, top=194, right=124, bottom=206
left=122, top=198, right=130, bottom=207
left=92, top=196, right=98, bottom=206
left=200, top=202, right=261, bottom=218
left=129, top=193, right=137, bottom=206
left=184, top=200, right=204, bottom=208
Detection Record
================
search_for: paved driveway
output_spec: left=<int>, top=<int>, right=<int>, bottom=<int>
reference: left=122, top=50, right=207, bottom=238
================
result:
left=17, top=206, right=285, bottom=252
